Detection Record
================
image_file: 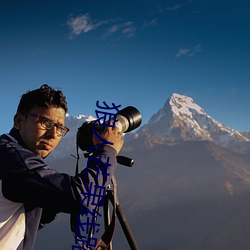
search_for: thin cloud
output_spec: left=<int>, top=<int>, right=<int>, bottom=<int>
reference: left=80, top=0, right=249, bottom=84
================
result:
left=67, top=13, right=111, bottom=39
left=121, top=22, right=136, bottom=37
left=175, top=44, right=202, bottom=58
left=176, top=48, right=190, bottom=58
left=67, top=13, right=137, bottom=39
left=103, top=21, right=136, bottom=38
left=166, top=4, right=183, bottom=11
left=143, top=18, right=158, bottom=28
left=189, top=44, right=202, bottom=56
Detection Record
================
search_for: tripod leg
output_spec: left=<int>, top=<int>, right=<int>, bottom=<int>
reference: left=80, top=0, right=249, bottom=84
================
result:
left=103, top=194, right=113, bottom=250
left=97, top=176, right=139, bottom=250
left=115, top=203, right=139, bottom=250
left=107, top=192, right=139, bottom=250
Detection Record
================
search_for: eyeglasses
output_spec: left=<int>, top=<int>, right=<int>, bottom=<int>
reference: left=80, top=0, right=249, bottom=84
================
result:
left=24, top=113, right=69, bottom=137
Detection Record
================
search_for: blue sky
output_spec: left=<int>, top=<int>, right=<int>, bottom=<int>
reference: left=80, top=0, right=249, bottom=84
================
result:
left=0, top=0, right=250, bottom=135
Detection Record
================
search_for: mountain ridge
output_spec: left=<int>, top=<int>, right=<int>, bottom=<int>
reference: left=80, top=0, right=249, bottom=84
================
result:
left=138, top=93, right=249, bottom=147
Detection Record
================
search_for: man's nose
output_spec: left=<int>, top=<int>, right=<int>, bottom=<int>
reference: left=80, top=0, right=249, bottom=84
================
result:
left=46, top=126, right=57, bottom=138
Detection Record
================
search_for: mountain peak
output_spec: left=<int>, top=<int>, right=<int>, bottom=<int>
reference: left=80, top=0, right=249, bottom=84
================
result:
left=169, top=93, right=205, bottom=117
left=139, top=93, right=250, bottom=147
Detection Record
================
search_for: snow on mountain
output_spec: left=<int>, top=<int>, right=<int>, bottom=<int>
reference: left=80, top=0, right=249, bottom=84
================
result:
left=139, top=93, right=250, bottom=147
left=48, top=92, right=249, bottom=160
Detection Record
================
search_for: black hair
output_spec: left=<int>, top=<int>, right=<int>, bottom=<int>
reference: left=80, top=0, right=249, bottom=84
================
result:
left=16, top=84, right=68, bottom=114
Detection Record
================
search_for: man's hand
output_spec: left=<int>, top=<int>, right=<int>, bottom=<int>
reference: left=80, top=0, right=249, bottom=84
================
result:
left=92, top=126, right=124, bottom=154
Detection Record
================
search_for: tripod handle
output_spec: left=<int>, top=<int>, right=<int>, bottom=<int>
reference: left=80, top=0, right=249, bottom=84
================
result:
left=116, top=156, right=134, bottom=167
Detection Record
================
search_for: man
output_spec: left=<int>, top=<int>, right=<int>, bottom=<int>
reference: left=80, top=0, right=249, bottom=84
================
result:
left=0, top=84, right=124, bottom=250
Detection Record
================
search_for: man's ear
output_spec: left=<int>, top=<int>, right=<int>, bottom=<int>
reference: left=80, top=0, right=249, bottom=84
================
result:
left=14, top=113, right=24, bottom=130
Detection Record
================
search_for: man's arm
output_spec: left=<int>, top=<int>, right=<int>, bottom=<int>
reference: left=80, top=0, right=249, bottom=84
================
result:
left=1, top=126, right=124, bottom=214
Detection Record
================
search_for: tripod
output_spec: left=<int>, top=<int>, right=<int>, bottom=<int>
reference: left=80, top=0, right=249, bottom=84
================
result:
left=100, top=175, right=139, bottom=250
left=82, top=175, right=138, bottom=250
left=71, top=153, right=139, bottom=250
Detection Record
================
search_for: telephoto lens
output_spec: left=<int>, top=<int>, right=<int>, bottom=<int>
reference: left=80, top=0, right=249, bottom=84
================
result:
left=77, top=106, right=142, bottom=152
left=115, top=106, right=142, bottom=133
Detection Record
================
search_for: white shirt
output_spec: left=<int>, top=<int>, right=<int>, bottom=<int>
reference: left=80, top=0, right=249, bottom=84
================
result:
left=0, top=180, right=25, bottom=250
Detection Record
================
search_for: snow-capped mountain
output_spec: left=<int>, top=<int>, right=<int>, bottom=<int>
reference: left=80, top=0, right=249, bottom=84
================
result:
left=49, top=92, right=250, bottom=160
left=139, top=93, right=250, bottom=147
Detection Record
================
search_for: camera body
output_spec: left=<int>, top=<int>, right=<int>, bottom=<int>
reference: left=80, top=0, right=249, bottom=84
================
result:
left=77, top=106, right=142, bottom=152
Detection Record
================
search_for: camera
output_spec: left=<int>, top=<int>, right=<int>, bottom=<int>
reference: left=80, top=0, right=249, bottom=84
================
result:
left=76, top=106, right=142, bottom=152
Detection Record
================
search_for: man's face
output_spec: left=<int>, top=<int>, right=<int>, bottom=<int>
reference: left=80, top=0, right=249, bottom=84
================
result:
left=15, top=106, right=66, bottom=158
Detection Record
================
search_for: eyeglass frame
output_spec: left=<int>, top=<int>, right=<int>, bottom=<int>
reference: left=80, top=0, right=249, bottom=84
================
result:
left=24, top=113, right=69, bottom=136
